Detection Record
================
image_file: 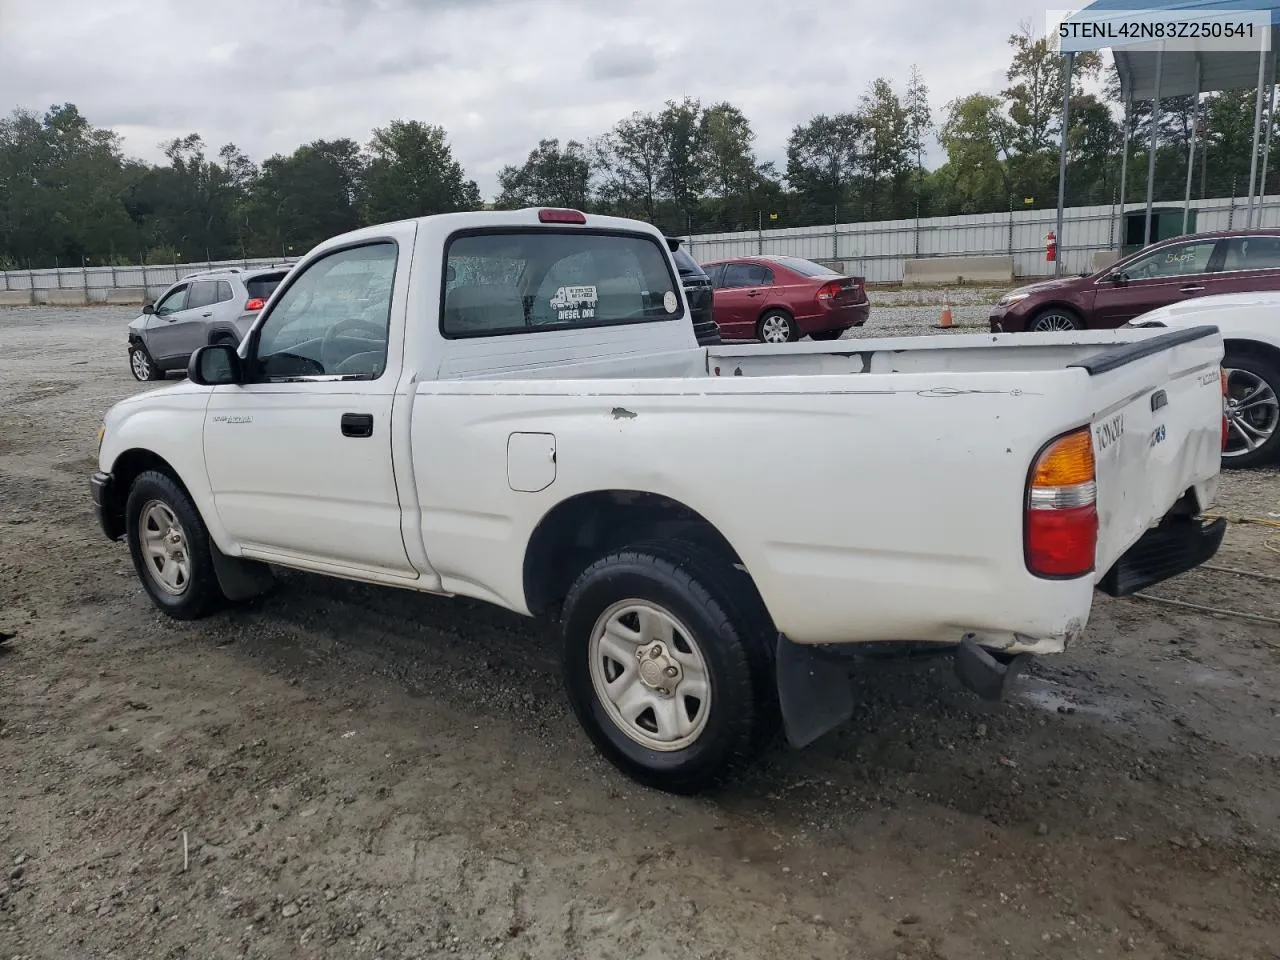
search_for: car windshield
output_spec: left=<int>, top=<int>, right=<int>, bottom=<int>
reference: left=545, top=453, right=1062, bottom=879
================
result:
left=246, top=272, right=287, bottom=300
left=442, top=230, right=680, bottom=337
left=770, top=256, right=841, bottom=278
left=671, top=248, right=706, bottom=279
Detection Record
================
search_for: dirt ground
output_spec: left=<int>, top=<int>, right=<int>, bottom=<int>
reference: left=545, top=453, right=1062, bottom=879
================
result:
left=2, top=306, right=1279, bottom=960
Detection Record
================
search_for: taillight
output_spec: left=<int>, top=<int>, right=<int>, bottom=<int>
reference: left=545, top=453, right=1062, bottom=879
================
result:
left=538, top=208, right=587, bottom=224
left=816, top=280, right=842, bottom=301
left=244, top=298, right=266, bottom=311
left=1221, top=368, right=1229, bottom=450
left=1025, top=427, right=1098, bottom=578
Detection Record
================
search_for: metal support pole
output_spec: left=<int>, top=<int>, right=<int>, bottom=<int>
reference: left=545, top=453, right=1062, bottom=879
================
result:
left=832, top=205, right=839, bottom=261
left=757, top=211, right=763, bottom=255
left=1145, top=45, right=1164, bottom=247
left=1055, top=51, right=1074, bottom=278
left=1256, top=76, right=1276, bottom=225
left=1246, top=48, right=1267, bottom=227
left=1183, top=66, right=1201, bottom=235
left=1117, top=96, right=1131, bottom=248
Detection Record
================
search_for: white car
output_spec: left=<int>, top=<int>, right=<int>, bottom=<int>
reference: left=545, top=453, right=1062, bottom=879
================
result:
left=1127, top=290, right=1280, bottom=468
left=90, top=207, right=1228, bottom=792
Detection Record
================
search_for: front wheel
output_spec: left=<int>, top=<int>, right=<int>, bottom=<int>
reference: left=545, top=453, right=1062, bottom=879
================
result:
left=1222, top=351, right=1280, bottom=468
left=1029, top=308, right=1082, bottom=332
left=125, top=470, right=226, bottom=619
left=808, top=329, right=845, bottom=341
left=757, top=310, right=798, bottom=344
left=128, top=343, right=163, bottom=381
left=561, top=543, right=777, bottom=794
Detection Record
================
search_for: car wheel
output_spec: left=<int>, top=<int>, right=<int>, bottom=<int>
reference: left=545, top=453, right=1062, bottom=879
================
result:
left=128, top=343, right=163, bottom=381
left=808, top=330, right=845, bottom=341
left=757, top=310, right=797, bottom=344
left=125, top=470, right=226, bottom=619
left=561, top=541, right=778, bottom=794
left=1029, top=308, right=1082, bottom=332
left=1222, top=350, right=1280, bottom=468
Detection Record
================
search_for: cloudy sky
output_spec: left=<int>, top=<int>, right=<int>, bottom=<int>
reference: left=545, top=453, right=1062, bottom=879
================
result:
left=2, top=0, right=1062, bottom=197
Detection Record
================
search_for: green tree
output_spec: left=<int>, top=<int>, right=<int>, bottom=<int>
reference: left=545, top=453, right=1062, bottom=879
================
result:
left=858, top=78, right=914, bottom=218
left=655, top=97, right=706, bottom=219
left=247, top=138, right=366, bottom=256
left=937, top=93, right=1012, bottom=213
left=494, top=138, right=592, bottom=210
left=362, top=120, right=481, bottom=224
left=594, top=111, right=665, bottom=220
left=785, top=113, right=863, bottom=215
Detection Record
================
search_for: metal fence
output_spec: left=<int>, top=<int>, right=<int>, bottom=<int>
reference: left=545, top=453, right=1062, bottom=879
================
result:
left=683, top=194, right=1280, bottom=283
left=0, top=256, right=301, bottom=302
left=4, top=193, right=1280, bottom=297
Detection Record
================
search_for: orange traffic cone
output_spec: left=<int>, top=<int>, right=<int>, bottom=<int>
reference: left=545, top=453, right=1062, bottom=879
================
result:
left=936, top=293, right=954, bottom=329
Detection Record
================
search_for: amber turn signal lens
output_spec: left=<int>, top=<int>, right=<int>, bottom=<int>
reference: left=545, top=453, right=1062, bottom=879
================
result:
left=1031, top=429, right=1095, bottom=488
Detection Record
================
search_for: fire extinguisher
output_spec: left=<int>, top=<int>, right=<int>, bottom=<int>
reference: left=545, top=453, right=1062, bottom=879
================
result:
left=1045, top=230, right=1058, bottom=263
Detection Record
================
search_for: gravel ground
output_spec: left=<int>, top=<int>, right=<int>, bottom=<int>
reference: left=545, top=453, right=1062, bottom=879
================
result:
left=3, top=306, right=1280, bottom=960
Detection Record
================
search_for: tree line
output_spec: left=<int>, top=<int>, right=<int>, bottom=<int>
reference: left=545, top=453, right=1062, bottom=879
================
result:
left=0, top=21, right=1272, bottom=270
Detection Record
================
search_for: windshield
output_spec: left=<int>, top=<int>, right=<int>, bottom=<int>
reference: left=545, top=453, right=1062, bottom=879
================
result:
left=442, top=230, right=681, bottom=337
left=771, top=256, right=841, bottom=278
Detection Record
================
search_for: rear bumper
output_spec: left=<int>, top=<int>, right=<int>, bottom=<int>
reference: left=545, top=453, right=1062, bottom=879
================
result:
left=91, top=471, right=125, bottom=541
left=1096, top=515, right=1226, bottom=597
left=800, top=301, right=869, bottom=333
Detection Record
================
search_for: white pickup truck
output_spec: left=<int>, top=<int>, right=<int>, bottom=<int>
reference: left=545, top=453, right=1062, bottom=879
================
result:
left=92, top=207, right=1229, bottom=793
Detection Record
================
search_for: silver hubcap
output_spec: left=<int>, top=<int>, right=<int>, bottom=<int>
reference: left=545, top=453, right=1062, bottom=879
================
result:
left=760, top=315, right=791, bottom=343
left=588, top=600, right=711, bottom=752
left=1223, top=367, right=1279, bottom=458
left=131, top=349, right=149, bottom=379
left=138, top=500, right=191, bottom=595
left=1033, top=314, right=1077, bottom=332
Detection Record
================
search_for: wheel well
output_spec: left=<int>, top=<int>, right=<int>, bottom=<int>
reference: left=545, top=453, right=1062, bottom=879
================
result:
left=106, top=449, right=190, bottom=515
left=522, top=490, right=746, bottom=616
left=208, top=330, right=240, bottom=346
left=1030, top=302, right=1080, bottom=321
left=1223, top=337, right=1280, bottom=370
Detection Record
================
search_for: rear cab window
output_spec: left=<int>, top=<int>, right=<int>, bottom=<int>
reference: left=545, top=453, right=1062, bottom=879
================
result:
left=441, top=230, right=681, bottom=337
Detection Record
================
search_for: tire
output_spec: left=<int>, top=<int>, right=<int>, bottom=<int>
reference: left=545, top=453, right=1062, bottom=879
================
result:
left=756, top=310, right=798, bottom=344
left=124, top=470, right=226, bottom=619
left=1028, top=308, right=1082, bottom=332
left=128, top=342, right=163, bottom=382
left=561, top=540, right=778, bottom=794
left=1221, top=350, right=1280, bottom=469
left=808, top=329, right=845, bottom=341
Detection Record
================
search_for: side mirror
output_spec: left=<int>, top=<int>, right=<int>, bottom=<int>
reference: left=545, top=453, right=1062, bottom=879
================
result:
left=187, top=344, right=242, bottom=386
left=142, top=303, right=155, bottom=315
left=1105, top=271, right=1128, bottom=285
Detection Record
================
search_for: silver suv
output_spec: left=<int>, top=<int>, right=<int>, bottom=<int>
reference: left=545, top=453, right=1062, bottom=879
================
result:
left=126, top=267, right=288, bottom=381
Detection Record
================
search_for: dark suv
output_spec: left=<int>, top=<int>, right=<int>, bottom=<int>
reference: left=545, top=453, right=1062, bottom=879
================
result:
left=666, top=237, right=720, bottom=345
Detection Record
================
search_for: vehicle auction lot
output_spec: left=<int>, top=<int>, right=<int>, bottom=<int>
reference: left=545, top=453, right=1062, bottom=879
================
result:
left=2, top=306, right=1279, bottom=959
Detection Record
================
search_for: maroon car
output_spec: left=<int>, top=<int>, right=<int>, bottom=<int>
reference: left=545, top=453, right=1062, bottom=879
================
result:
left=990, top=230, right=1280, bottom=333
left=701, top=255, right=870, bottom=342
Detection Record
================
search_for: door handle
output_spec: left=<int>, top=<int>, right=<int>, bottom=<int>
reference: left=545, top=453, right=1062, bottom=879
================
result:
left=1180, top=285, right=1205, bottom=293
left=746, top=290, right=761, bottom=297
left=340, top=413, right=374, bottom=438
left=201, top=312, right=213, bottom=317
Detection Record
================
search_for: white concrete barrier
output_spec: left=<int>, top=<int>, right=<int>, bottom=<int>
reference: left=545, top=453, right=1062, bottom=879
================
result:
left=903, top=256, right=1015, bottom=285
left=0, top=290, right=32, bottom=306
left=103, top=287, right=147, bottom=305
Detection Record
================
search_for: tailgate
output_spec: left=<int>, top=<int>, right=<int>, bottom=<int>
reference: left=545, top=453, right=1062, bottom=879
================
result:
left=1082, top=326, right=1224, bottom=579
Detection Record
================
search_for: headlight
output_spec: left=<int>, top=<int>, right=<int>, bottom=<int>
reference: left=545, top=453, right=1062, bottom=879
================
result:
left=996, top=293, right=1030, bottom=307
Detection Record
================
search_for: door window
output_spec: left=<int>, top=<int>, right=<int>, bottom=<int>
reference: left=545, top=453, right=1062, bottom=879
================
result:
left=722, top=263, right=772, bottom=288
left=153, top=284, right=189, bottom=316
left=1222, top=236, right=1280, bottom=272
left=252, top=242, right=397, bottom=380
left=215, top=281, right=235, bottom=303
left=187, top=281, right=220, bottom=310
left=1120, top=240, right=1219, bottom=280
left=705, top=263, right=727, bottom=288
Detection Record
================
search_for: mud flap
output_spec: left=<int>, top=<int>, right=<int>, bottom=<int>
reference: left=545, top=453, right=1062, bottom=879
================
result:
left=209, top=543, right=276, bottom=602
left=953, top=634, right=1029, bottom=701
left=775, top=635, right=854, bottom=748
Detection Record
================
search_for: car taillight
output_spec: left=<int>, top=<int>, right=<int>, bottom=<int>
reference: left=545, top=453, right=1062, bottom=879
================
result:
left=1025, top=426, right=1097, bottom=579
left=244, top=298, right=266, bottom=311
left=538, top=208, right=587, bottom=224
left=1221, top=368, right=1229, bottom=450
left=816, top=281, right=842, bottom=301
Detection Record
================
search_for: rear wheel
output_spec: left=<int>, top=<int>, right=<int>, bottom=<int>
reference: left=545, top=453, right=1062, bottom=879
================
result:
left=1222, top=350, right=1280, bottom=468
left=1029, top=308, right=1082, bottom=332
left=757, top=310, right=797, bottom=344
left=561, top=541, right=778, bottom=793
left=128, top=343, right=163, bottom=381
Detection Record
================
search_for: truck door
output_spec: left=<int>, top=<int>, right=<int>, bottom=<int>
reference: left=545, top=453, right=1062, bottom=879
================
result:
left=202, top=228, right=420, bottom=578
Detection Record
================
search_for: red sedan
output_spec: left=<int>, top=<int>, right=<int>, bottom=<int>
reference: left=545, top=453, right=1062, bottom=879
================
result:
left=700, top=255, right=870, bottom=342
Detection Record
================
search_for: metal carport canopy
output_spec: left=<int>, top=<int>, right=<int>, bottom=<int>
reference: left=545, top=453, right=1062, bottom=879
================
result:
left=1064, top=0, right=1279, bottom=97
